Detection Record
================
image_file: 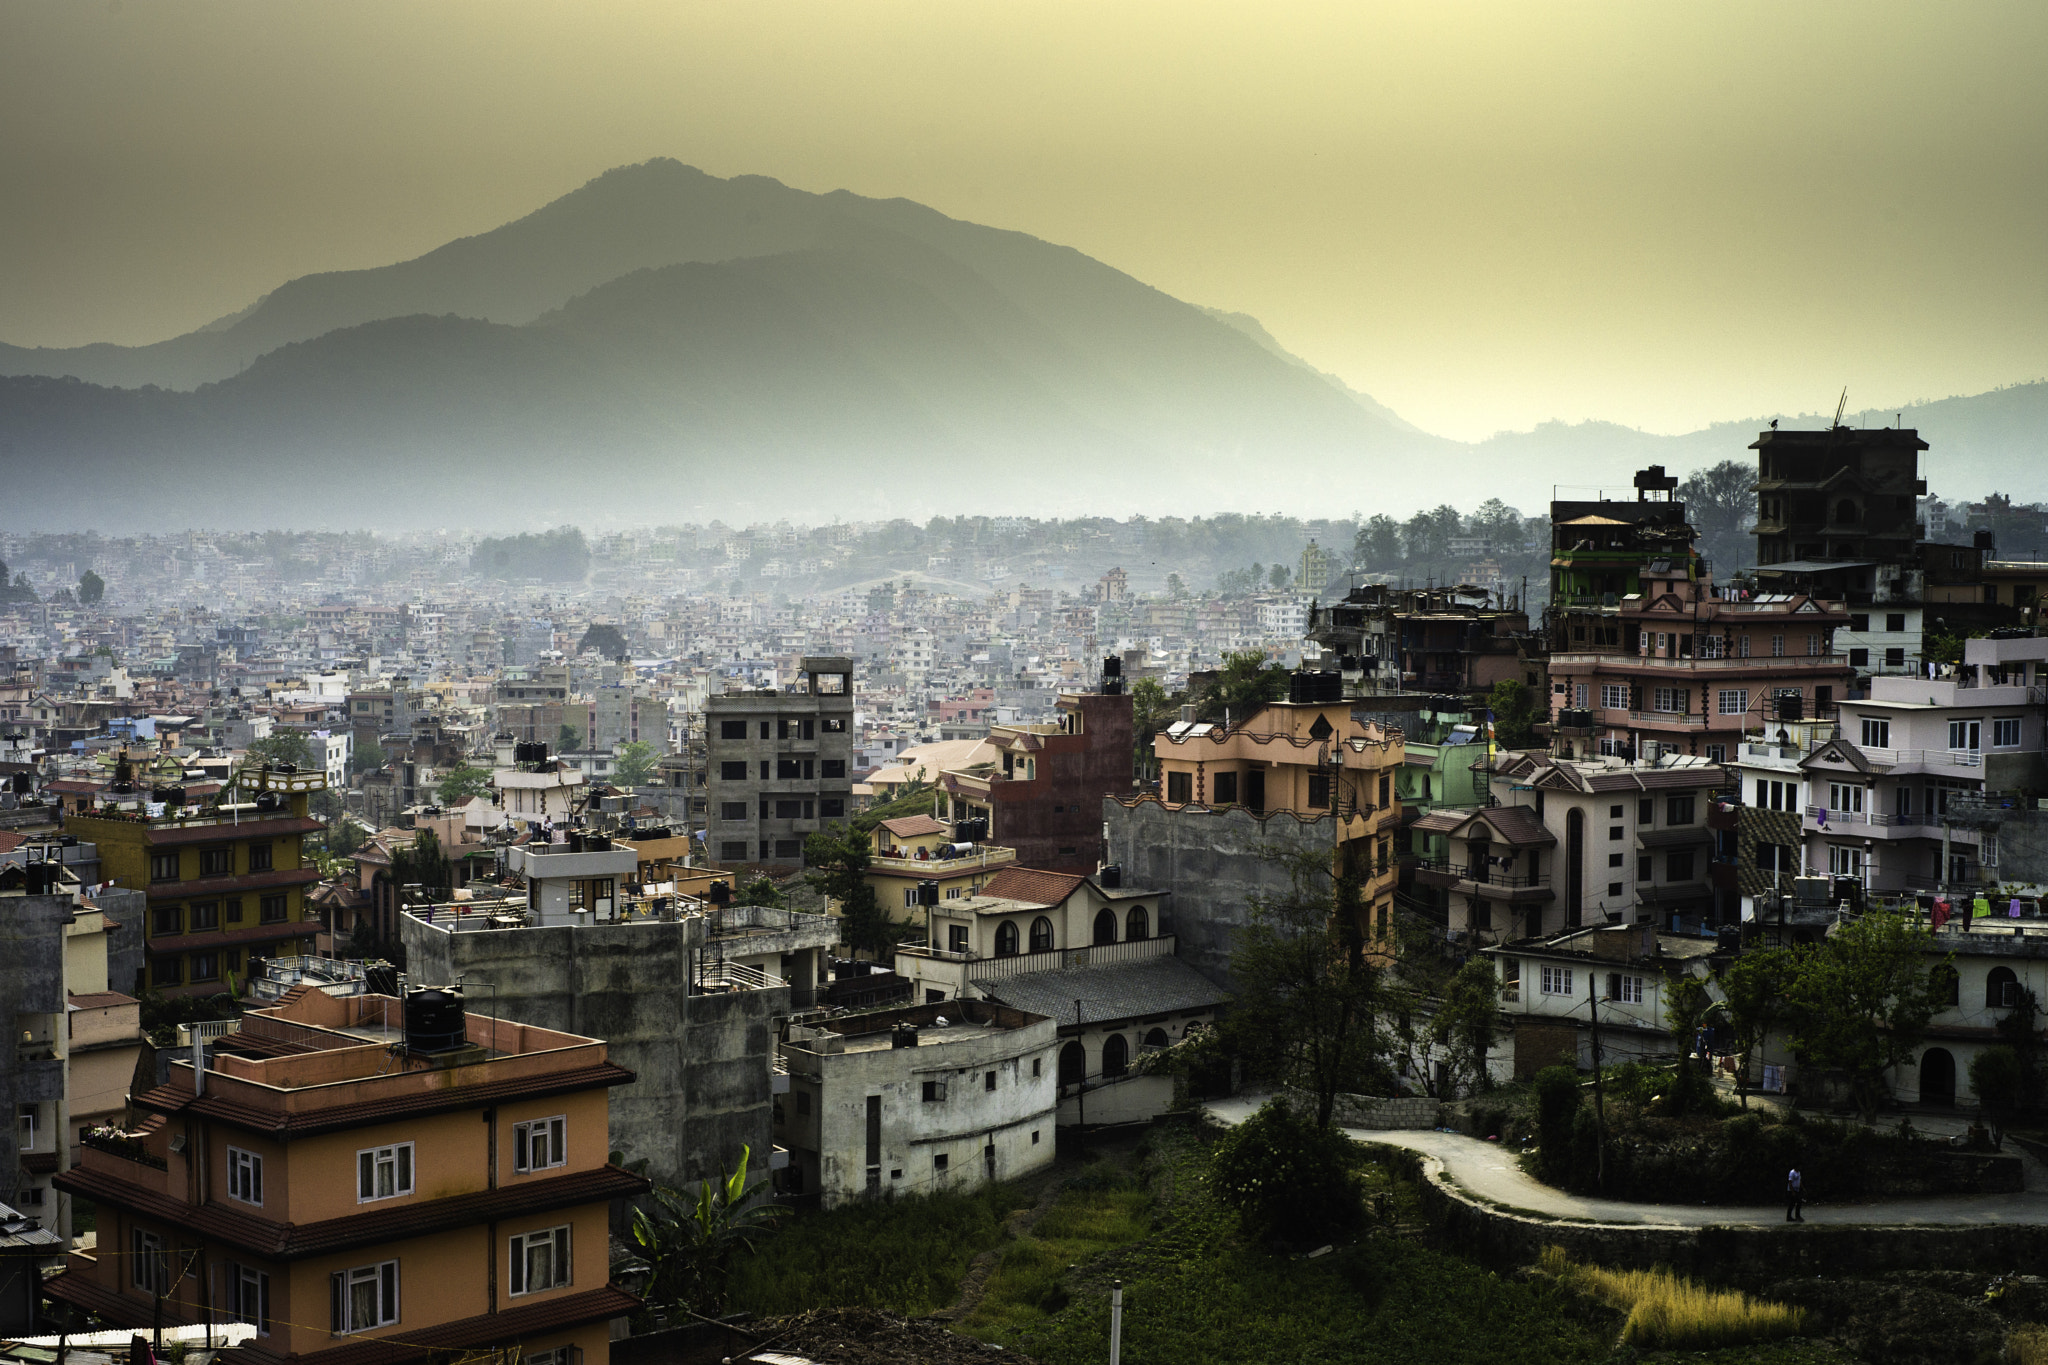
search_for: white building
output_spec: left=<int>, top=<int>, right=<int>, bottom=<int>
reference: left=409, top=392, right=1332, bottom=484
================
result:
left=1486, top=922, right=1716, bottom=1076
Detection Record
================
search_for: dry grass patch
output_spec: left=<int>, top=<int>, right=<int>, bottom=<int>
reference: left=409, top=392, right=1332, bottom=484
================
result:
left=1538, top=1246, right=1807, bottom=1351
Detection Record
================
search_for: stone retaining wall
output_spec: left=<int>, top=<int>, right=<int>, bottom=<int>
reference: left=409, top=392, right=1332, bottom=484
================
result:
left=1371, top=1143, right=2048, bottom=1286
left=1281, top=1087, right=1444, bottom=1130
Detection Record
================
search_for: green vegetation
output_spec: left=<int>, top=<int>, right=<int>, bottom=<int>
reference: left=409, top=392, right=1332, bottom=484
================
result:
left=612, top=740, right=658, bottom=787
left=558, top=723, right=584, bottom=752
left=851, top=785, right=938, bottom=833
left=247, top=731, right=315, bottom=769
left=577, top=622, right=629, bottom=658
left=958, top=1163, right=1153, bottom=1335
left=352, top=739, right=388, bottom=775
left=434, top=765, right=492, bottom=805
left=1486, top=678, right=1538, bottom=749
left=1539, top=1247, right=1806, bottom=1351
left=471, top=527, right=590, bottom=582
left=803, top=823, right=892, bottom=958
left=726, top=1183, right=1031, bottom=1318
left=1786, top=909, right=1950, bottom=1122
left=78, top=569, right=105, bottom=605
left=624, top=1146, right=783, bottom=1319
left=1206, top=1099, right=1363, bottom=1242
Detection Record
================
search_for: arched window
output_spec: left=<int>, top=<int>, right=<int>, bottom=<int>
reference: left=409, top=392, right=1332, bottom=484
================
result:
left=1919, top=1047, right=1956, bottom=1106
left=1988, top=966, right=2019, bottom=1009
left=995, top=920, right=1020, bottom=957
left=1058, top=1040, right=1085, bottom=1087
left=1126, top=905, right=1149, bottom=941
left=1101, top=1033, right=1129, bottom=1078
left=1930, top=963, right=1959, bottom=1006
left=1143, top=1027, right=1169, bottom=1049
left=1835, top=499, right=1858, bottom=525
left=1029, top=916, right=1055, bottom=952
left=1093, top=908, right=1118, bottom=945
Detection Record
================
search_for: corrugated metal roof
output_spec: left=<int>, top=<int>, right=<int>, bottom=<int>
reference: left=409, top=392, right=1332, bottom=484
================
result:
left=975, top=956, right=1229, bottom=1026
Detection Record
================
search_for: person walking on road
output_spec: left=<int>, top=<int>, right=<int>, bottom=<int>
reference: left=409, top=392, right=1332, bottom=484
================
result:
left=1786, top=1166, right=1804, bottom=1222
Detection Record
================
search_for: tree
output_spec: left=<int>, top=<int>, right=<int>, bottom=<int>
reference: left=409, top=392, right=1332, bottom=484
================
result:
left=1532, top=1065, right=1582, bottom=1186
left=1354, top=515, right=1402, bottom=572
left=1427, top=956, right=1505, bottom=1096
left=1193, top=648, right=1287, bottom=724
left=1208, top=1099, right=1363, bottom=1243
left=621, top=1146, right=783, bottom=1316
left=803, top=826, right=892, bottom=959
left=578, top=623, right=629, bottom=659
left=1678, top=460, right=1756, bottom=571
left=738, top=875, right=786, bottom=908
left=77, top=570, right=105, bottom=605
left=612, top=741, right=658, bottom=788
left=1224, top=846, right=1383, bottom=1127
left=1486, top=679, right=1539, bottom=750
left=392, top=828, right=453, bottom=903
left=10, top=572, right=37, bottom=601
left=1164, top=572, right=1187, bottom=599
left=325, top=815, right=367, bottom=858
left=1130, top=676, right=1182, bottom=781
left=247, top=732, right=315, bottom=769
left=1970, top=1046, right=2025, bottom=1146
left=1268, top=563, right=1292, bottom=591
left=352, top=739, right=388, bottom=775
left=435, top=765, right=493, bottom=806
left=1661, top=973, right=1717, bottom=1113
left=559, top=723, right=584, bottom=753
left=1788, top=910, right=1950, bottom=1122
left=1713, top=945, right=1798, bottom=1109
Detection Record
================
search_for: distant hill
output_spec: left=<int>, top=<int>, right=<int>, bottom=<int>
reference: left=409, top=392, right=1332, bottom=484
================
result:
left=0, top=159, right=2042, bottom=528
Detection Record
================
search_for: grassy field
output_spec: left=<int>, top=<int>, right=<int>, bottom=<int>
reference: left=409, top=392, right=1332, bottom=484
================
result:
left=1538, top=1246, right=1806, bottom=1351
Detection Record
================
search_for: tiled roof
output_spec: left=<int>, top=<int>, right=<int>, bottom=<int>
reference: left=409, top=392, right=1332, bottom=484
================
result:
left=974, top=956, right=1230, bottom=1027
left=67, top=990, right=136, bottom=1010
left=1411, top=810, right=1472, bottom=834
left=56, top=1162, right=648, bottom=1260
left=977, top=866, right=1088, bottom=907
left=1478, top=805, right=1556, bottom=847
left=878, top=814, right=947, bottom=838
left=133, top=1061, right=637, bottom=1138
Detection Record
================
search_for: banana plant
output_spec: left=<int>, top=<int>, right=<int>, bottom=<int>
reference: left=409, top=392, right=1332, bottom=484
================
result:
left=619, top=1144, right=784, bottom=1316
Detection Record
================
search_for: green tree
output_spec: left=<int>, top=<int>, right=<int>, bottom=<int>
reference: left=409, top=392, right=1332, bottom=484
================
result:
left=1224, top=846, right=1383, bottom=1127
left=325, top=815, right=367, bottom=858
left=1268, top=563, right=1291, bottom=590
left=1130, top=676, right=1182, bottom=781
left=1789, top=910, right=1950, bottom=1122
left=392, top=828, right=453, bottom=903
left=1713, top=945, right=1798, bottom=1109
left=1208, top=1099, right=1363, bottom=1243
left=352, top=739, right=388, bottom=775
left=559, top=723, right=584, bottom=752
left=1164, top=572, right=1187, bottom=599
left=613, top=740, right=659, bottom=788
left=1970, top=1046, right=2025, bottom=1146
left=435, top=765, right=493, bottom=806
left=1193, top=648, right=1287, bottom=724
left=738, top=875, right=786, bottom=907
left=1486, top=679, right=1538, bottom=750
left=578, top=623, right=630, bottom=659
left=1677, top=460, right=1757, bottom=570
left=803, top=825, right=893, bottom=959
left=1532, top=1064, right=1582, bottom=1186
left=247, top=732, right=316, bottom=769
left=77, top=570, right=105, bottom=605
left=10, top=572, right=37, bottom=601
left=1662, top=973, right=1717, bottom=1114
left=1427, top=956, right=1505, bottom=1096
left=622, top=1146, right=783, bottom=1317
left=1353, top=514, right=1402, bottom=572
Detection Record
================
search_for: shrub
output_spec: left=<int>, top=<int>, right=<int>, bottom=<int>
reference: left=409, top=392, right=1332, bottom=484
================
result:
left=1208, top=1100, right=1362, bottom=1243
left=1539, top=1247, right=1806, bottom=1350
left=1532, top=1066, right=1581, bottom=1185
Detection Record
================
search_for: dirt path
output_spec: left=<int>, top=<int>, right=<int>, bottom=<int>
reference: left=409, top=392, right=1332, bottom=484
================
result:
left=930, top=1163, right=1071, bottom=1322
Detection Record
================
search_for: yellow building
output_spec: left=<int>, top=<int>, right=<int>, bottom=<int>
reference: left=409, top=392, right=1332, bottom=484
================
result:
left=68, top=760, right=329, bottom=997
left=1153, top=697, right=1404, bottom=941
left=864, top=814, right=1016, bottom=923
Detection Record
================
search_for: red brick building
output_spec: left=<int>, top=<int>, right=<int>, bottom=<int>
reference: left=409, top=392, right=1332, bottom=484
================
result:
left=938, top=690, right=1134, bottom=874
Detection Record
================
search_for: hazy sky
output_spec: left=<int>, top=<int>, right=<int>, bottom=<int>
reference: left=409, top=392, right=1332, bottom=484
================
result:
left=3, top=1, right=2045, bottom=441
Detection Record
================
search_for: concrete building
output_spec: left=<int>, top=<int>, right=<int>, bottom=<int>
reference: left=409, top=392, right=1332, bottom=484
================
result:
left=493, top=747, right=586, bottom=829
left=402, top=854, right=837, bottom=1189
left=773, top=999, right=1057, bottom=1208
left=705, top=657, right=855, bottom=870
left=1308, top=586, right=1540, bottom=700
left=1485, top=923, right=1717, bottom=1078
left=67, top=759, right=328, bottom=998
left=49, top=988, right=646, bottom=1365
left=865, top=814, right=1016, bottom=923
left=937, top=686, right=1133, bottom=875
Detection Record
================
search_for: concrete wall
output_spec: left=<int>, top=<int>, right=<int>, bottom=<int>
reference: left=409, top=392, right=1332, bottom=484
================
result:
left=0, top=893, right=71, bottom=1211
left=1998, top=806, right=2048, bottom=884
left=401, top=914, right=780, bottom=1190
left=1101, top=797, right=1338, bottom=990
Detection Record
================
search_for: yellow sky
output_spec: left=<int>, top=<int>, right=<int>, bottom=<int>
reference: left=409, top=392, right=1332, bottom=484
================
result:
left=2, top=0, right=2044, bottom=440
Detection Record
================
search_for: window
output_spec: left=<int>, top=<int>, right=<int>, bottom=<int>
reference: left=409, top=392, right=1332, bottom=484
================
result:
left=1738, top=634, right=1752, bottom=658
left=1539, top=966, right=1573, bottom=996
left=933, top=1154, right=950, bottom=1172
left=1029, top=917, right=1054, bottom=952
left=719, top=761, right=748, bottom=781
left=774, top=839, right=802, bottom=858
left=1994, top=718, right=2022, bottom=748
left=1706, top=744, right=1726, bottom=763
left=332, top=1260, right=400, bottom=1331
left=1166, top=772, right=1191, bottom=803
left=948, top=924, right=970, bottom=954
left=191, top=901, right=219, bottom=931
left=248, top=844, right=273, bottom=872
left=1988, top=967, right=2020, bottom=1010
left=1770, top=635, right=1785, bottom=657
left=720, top=841, right=748, bottom=860
left=720, top=720, right=748, bottom=739
left=150, top=853, right=180, bottom=882
left=1886, top=613, right=1906, bottom=632
left=1600, top=684, right=1629, bottom=711
left=1849, top=648, right=1870, bottom=668
left=1861, top=718, right=1890, bottom=748
left=1607, top=881, right=1623, bottom=897
left=720, top=802, right=747, bottom=820
left=1102, top=1034, right=1129, bottom=1077
left=1715, top=688, right=1748, bottom=717
left=1666, top=795, right=1695, bottom=826
left=922, top=1080, right=947, bottom=1102
left=1827, top=845, right=1862, bottom=877
left=1126, top=905, right=1150, bottom=940
left=1574, top=683, right=1588, bottom=708
left=775, top=799, right=804, bottom=819
left=1949, top=719, right=1981, bottom=752
left=514, top=1116, right=566, bottom=1173
left=357, top=1143, right=414, bottom=1202
left=153, top=956, right=182, bottom=986
left=821, top=797, right=845, bottom=818
left=984, top=1071, right=997, bottom=1092
left=1653, top=687, right=1686, bottom=714
left=154, top=905, right=182, bottom=936
left=1638, top=856, right=1654, bottom=882
left=190, top=953, right=220, bottom=982
left=260, top=894, right=287, bottom=924
left=132, top=1229, right=169, bottom=1294
left=1665, top=850, right=1694, bottom=882
left=200, top=847, right=232, bottom=877
left=16, top=1104, right=33, bottom=1151
left=1619, top=975, right=1645, bottom=1004
left=229, top=1263, right=271, bottom=1333
left=1213, top=771, right=1239, bottom=805
left=995, top=921, right=1020, bottom=957
left=1608, top=852, right=1624, bottom=868
left=1807, top=633, right=1822, bottom=656
left=1306, top=773, right=1331, bottom=808
left=509, top=1227, right=572, bottom=1296
left=1699, top=634, right=1722, bottom=659
left=823, top=716, right=847, bottom=732
left=225, top=897, right=244, bottom=923
left=210, top=1142, right=264, bottom=1210
left=1638, top=798, right=1654, bottom=825
left=776, top=758, right=804, bottom=780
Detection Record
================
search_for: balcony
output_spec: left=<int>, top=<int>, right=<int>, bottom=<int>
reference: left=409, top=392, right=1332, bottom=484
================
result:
left=1801, top=805, right=1982, bottom=840
left=899, top=934, right=1177, bottom=980
left=1627, top=711, right=1707, bottom=728
left=870, top=844, right=1017, bottom=876
left=1847, top=746, right=1984, bottom=774
left=1411, top=857, right=1553, bottom=899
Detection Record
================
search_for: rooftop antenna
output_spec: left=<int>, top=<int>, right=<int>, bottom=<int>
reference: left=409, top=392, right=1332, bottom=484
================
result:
left=1832, top=388, right=1849, bottom=430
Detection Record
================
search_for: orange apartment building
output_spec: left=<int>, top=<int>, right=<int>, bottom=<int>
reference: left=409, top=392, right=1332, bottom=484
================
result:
left=48, top=987, right=646, bottom=1365
left=67, top=761, right=331, bottom=997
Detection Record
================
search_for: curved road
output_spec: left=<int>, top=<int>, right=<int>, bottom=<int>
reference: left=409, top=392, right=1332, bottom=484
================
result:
left=1204, top=1095, right=2048, bottom=1227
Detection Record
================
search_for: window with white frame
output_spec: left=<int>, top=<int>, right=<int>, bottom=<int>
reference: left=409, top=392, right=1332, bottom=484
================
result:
left=357, top=1143, right=414, bottom=1202
left=228, top=1262, right=271, bottom=1333
left=131, top=1229, right=169, bottom=1294
left=1717, top=689, right=1748, bottom=716
left=1539, top=965, right=1573, bottom=996
left=1993, top=717, right=2022, bottom=748
left=1828, top=783, right=1864, bottom=815
left=1573, top=683, right=1588, bottom=708
left=1600, top=684, right=1629, bottom=711
left=1807, top=633, right=1822, bottom=656
left=508, top=1226, right=572, bottom=1296
left=1615, top=975, right=1644, bottom=1004
left=1698, top=634, right=1722, bottom=659
left=1738, top=634, right=1752, bottom=658
left=1827, top=845, right=1863, bottom=877
left=1950, top=719, right=1981, bottom=752
left=1653, top=687, right=1686, bottom=714
left=513, top=1116, right=566, bottom=1174
left=227, top=1147, right=263, bottom=1205
left=1770, top=635, right=1785, bottom=657
left=330, top=1260, right=400, bottom=1333
left=1860, top=718, right=1890, bottom=748
left=16, top=1103, right=34, bottom=1151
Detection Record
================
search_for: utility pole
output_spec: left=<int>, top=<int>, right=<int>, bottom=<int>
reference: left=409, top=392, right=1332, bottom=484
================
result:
left=1074, top=998, right=1086, bottom=1130
left=1587, top=986, right=1606, bottom=1194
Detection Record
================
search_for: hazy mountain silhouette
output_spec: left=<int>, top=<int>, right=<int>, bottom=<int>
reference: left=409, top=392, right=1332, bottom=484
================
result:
left=1, top=159, right=2042, bottom=528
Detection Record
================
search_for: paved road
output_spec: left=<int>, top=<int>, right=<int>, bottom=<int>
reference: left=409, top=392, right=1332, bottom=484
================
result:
left=1204, top=1095, right=2048, bottom=1227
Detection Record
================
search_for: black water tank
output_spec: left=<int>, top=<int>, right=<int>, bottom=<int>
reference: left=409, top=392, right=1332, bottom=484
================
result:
left=916, top=879, right=940, bottom=906
left=1100, top=864, right=1123, bottom=889
left=404, top=987, right=467, bottom=1054
left=707, top=880, right=732, bottom=906
left=1102, top=655, right=1122, bottom=678
left=891, top=1025, right=920, bottom=1049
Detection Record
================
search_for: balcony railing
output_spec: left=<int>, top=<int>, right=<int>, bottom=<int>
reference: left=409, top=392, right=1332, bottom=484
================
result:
left=869, top=845, right=1016, bottom=875
left=1411, top=857, right=1548, bottom=889
left=904, top=934, right=1177, bottom=980
left=1853, top=746, right=1983, bottom=771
